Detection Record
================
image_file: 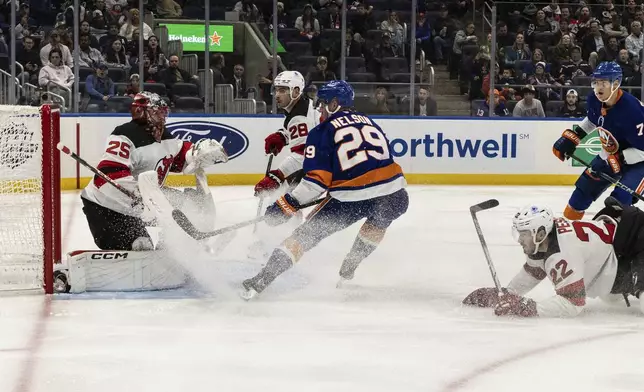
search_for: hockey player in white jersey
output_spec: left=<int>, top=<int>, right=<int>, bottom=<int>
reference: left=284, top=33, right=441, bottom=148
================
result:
left=463, top=198, right=644, bottom=317
left=80, top=91, right=228, bottom=251
left=253, top=71, right=320, bottom=195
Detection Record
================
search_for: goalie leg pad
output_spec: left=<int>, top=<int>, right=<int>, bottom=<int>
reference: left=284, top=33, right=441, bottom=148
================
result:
left=64, top=250, right=188, bottom=293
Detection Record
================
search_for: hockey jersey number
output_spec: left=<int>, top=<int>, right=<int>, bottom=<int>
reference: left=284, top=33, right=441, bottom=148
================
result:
left=335, top=125, right=390, bottom=171
left=106, top=141, right=131, bottom=159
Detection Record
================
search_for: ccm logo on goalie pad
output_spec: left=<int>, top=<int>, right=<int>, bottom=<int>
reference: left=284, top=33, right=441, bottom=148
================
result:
left=90, top=252, right=129, bottom=260
left=167, top=121, right=249, bottom=160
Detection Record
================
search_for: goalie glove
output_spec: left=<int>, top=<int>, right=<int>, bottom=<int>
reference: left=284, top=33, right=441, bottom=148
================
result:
left=184, top=139, right=228, bottom=174
left=553, top=125, right=587, bottom=162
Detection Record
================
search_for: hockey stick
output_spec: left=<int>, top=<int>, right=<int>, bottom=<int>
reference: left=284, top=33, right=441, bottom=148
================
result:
left=173, top=198, right=324, bottom=241
left=57, top=143, right=139, bottom=200
left=568, top=153, right=644, bottom=203
left=253, top=154, right=274, bottom=233
left=470, top=199, right=502, bottom=291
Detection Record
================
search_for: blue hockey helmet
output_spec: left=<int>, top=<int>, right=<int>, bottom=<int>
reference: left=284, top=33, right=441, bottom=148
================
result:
left=592, top=61, right=622, bottom=83
left=317, top=80, right=355, bottom=107
left=591, top=62, right=622, bottom=102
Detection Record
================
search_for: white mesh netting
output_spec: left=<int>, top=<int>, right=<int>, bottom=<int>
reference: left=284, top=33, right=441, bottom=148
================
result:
left=0, top=105, right=45, bottom=290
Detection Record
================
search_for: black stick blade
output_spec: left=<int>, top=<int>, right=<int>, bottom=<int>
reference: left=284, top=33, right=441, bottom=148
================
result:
left=470, top=199, right=500, bottom=213
left=172, top=209, right=206, bottom=240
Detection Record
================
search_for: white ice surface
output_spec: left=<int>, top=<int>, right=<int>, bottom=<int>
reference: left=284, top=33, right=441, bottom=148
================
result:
left=1, top=185, right=644, bottom=392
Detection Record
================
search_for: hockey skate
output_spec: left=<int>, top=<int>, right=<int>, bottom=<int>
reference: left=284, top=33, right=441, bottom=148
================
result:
left=240, top=276, right=265, bottom=300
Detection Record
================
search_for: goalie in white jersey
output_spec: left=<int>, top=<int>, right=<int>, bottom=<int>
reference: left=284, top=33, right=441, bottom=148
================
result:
left=80, top=91, right=228, bottom=251
left=463, top=198, right=644, bottom=317
left=253, top=71, right=320, bottom=195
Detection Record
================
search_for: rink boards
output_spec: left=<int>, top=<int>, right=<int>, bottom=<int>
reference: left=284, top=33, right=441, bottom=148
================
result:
left=58, top=114, right=593, bottom=190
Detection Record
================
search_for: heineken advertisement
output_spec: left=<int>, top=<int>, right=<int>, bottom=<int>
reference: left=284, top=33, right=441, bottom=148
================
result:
left=160, top=24, right=234, bottom=52
left=573, top=129, right=603, bottom=167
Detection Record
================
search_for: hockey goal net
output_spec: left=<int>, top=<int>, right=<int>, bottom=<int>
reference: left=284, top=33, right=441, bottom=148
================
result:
left=0, top=105, right=60, bottom=294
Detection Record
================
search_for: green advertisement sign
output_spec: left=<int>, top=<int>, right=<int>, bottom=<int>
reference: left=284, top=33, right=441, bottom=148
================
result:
left=573, top=129, right=602, bottom=167
left=160, top=24, right=234, bottom=52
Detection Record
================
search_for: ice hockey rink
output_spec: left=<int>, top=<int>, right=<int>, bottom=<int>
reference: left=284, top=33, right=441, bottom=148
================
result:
left=2, top=184, right=644, bottom=392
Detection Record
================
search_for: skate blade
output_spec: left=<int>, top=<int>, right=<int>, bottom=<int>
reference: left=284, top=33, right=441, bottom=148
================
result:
left=240, top=288, right=259, bottom=301
left=336, top=277, right=351, bottom=289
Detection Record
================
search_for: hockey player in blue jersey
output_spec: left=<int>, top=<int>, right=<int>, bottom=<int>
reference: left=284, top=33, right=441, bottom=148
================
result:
left=553, top=61, right=644, bottom=220
left=240, top=80, right=409, bottom=300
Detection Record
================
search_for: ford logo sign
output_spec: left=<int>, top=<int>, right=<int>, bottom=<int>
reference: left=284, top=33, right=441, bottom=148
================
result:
left=166, top=121, right=249, bottom=160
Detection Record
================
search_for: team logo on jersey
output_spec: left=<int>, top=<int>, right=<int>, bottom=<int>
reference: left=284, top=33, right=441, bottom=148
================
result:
left=156, top=154, right=174, bottom=184
left=596, top=127, right=619, bottom=154
left=0, top=121, right=39, bottom=169
left=166, top=121, right=249, bottom=160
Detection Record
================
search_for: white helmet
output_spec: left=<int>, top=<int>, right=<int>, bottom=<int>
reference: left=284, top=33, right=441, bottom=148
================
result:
left=512, top=205, right=555, bottom=254
left=273, top=70, right=305, bottom=100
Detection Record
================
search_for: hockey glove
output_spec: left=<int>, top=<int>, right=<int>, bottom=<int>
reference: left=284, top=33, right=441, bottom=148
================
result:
left=184, top=139, right=228, bottom=174
left=553, top=126, right=587, bottom=162
left=462, top=287, right=503, bottom=307
left=254, top=169, right=285, bottom=196
left=589, top=153, right=623, bottom=179
left=264, top=130, right=288, bottom=155
left=494, top=292, right=538, bottom=317
left=265, top=193, right=301, bottom=227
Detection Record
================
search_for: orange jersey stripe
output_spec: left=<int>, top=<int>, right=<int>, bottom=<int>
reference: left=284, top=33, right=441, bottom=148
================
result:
left=330, top=163, right=403, bottom=190
left=306, top=170, right=333, bottom=188
left=636, top=178, right=644, bottom=195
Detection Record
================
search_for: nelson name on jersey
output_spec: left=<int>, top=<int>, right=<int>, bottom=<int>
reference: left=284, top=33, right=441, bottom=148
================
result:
left=327, top=113, right=374, bottom=129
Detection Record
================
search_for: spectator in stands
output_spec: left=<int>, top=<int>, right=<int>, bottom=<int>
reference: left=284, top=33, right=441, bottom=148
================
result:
left=626, top=21, right=644, bottom=63
left=513, top=85, right=545, bottom=117
left=125, top=73, right=141, bottom=97
left=503, top=33, right=531, bottom=70
left=370, top=32, right=399, bottom=80
left=452, top=22, right=477, bottom=79
left=528, top=9, right=554, bottom=39
left=120, top=9, right=153, bottom=40
left=100, top=24, right=125, bottom=53
left=78, top=33, right=105, bottom=68
left=552, top=35, right=573, bottom=66
left=575, top=6, right=593, bottom=40
left=156, top=0, right=182, bottom=18
left=496, top=22, right=515, bottom=48
left=380, top=10, right=404, bottom=51
left=476, top=89, right=510, bottom=117
left=349, top=2, right=375, bottom=37
left=17, top=35, right=41, bottom=85
left=107, top=4, right=127, bottom=28
left=542, top=0, right=561, bottom=19
left=305, top=56, right=336, bottom=85
left=40, top=30, right=73, bottom=68
left=269, top=2, right=289, bottom=29
left=142, top=54, right=161, bottom=83
left=415, top=11, right=432, bottom=65
left=259, top=56, right=280, bottom=110
left=80, top=20, right=100, bottom=49
left=598, top=36, right=620, bottom=63
left=558, top=45, right=592, bottom=85
left=414, top=86, right=437, bottom=116
left=433, top=4, right=455, bottom=65
left=581, top=20, right=604, bottom=68
left=90, top=10, right=107, bottom=30
left=617, top=48, right=639, bottom=85
left=623, top=0, right=640, bottom=27
left=558, top=89, right=586, bottom=118
left=295, top=4, right=321, bottom=56
left=369, top=87, right=390, bottom=114
left=104, top=38, right=129, bottom=69
left=85, top=63, right=115, bottom=111
left=332, top=30, right=367, bottom=63
left=306, top=84, right=317, bottom=101
left=320, top=2, right=340, bottom=30
left=38, top=48, right=74, bottom=99
left=159, top=54, right=199, bottom=95
left=528, top=61, right=561, bottom=100
left=147, top=36, right=169, bottom=69
left=605, top=14, right=629, bottom=40
left=234, top=0, right=262, bottom=23
left=211, top=53, right=227, bottom=88
left=14, top=15, right=30, bottom=41
left=232, top=64, right=247, bottom=99
left=522, top=48, right=547, bottom=79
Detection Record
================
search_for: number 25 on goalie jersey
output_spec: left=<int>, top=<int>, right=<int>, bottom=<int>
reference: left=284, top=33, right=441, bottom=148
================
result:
left=301, top=110, right=406, bottom=201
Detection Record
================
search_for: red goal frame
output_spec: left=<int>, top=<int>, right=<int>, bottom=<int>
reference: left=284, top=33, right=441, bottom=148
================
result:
left=41, top=105, right=61, bottom=294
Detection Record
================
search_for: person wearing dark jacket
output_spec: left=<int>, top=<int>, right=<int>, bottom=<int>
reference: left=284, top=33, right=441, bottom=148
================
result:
left=159, top=54, right=199, bottom=97
left=415, top=12, right=432, bottom=64
left=414, top=86, right=437, bottom=116
left=476, top=89, right=510, bottom=117
left=557, top=89, right=586, bottom=118
left=85, top=63, right=115, bottom=112
left=16, top=35, right=41, bottom=85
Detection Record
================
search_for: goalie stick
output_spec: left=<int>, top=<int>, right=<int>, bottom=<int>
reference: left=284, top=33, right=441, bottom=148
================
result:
left=569, top=153, right=644, bottom=203
left=470, top=199, right=502, bottom=291
left=173, top=198, right=324, bottom=241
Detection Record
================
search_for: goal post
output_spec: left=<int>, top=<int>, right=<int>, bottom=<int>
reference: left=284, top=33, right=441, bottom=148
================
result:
left=0, top=104, right=60, bottom=294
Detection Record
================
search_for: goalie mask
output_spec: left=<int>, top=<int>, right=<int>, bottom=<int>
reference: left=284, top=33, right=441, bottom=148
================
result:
left=131, top=92, right=169, bottom=141
left=512, top=205, right=554, bottom=255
